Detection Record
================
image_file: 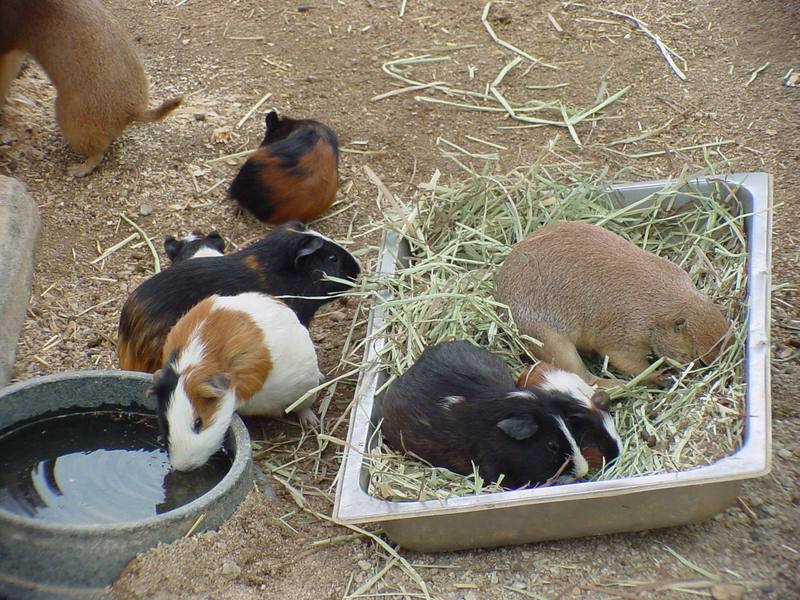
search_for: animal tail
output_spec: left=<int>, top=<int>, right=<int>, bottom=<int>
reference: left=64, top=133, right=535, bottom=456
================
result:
left=136, top=96, right=183, bottom=122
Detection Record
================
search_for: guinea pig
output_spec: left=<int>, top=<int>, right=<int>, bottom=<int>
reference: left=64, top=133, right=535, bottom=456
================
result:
left=495, top=221, right=729, bottom=386
left=378, top=340, right=601, bottom=489
left=516, top=361, right=622, bottom=468
left=228, top=110, right=339, bottom=224
left=164, top=231, right=226, bottom=264
left=0, top=0, right=181, bottom=176
left=151, top=292, right=321, bottom=471
left=118, top=220, right=360, bottom=373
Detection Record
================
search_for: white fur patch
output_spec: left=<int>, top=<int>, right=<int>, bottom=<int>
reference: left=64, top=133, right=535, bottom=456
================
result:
left=506, top=390, right=536, bottom=401
left=554, top=416, right=589, bottom=480
left=538, top=369, right=594, bottom=409
left=166, top=378, right=236, bottom=472
left=190, top=246, right=224, bottom=259
left=439, top=395, right=464, bottom=408
left=184, top=234, right=199, bottom=242
left=175, top=334, right=205, bottom=373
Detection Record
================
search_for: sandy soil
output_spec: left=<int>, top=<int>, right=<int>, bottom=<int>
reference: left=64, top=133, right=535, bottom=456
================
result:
left=1, top=0, right=798, bottom=598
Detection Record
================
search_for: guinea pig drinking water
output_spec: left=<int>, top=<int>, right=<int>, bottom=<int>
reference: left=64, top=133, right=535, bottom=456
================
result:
left=228, top=110, right=339, bottom=224
left=164, top=231, right=225, bottom=264
left=495, top=221, right=729, bottom=386
left=118, top=221, right=360, bottom=373
left=378, top=341, right=621, bottom=488
left=151, top=292, right=321, bottom=471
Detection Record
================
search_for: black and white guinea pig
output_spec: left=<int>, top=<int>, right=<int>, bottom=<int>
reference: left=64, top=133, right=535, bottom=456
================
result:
left=378, top=340, right=621, bottom=489
left=517, top=361, right=622, bottom=468
left=228, top=110, right=339, bottom=224
left=150, top=291, right=321, bottom=471
left=118, top=220, right=360, bottom=373
left=164, top=231, right=225, bottom=264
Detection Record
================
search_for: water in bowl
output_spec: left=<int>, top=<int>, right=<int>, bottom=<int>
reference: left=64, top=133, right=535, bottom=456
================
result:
left=0, top=411, right=231, bottom=525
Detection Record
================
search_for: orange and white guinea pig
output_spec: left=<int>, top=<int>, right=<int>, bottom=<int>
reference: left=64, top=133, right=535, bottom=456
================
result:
left=150, top=291, right=321, bottom=471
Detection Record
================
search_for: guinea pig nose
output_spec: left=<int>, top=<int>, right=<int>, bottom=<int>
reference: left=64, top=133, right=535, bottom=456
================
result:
left=590, top=390, right=610, bottom=410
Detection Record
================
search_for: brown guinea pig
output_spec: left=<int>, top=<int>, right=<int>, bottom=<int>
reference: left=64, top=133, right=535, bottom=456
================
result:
left=228, top=110, right=339, bottom=224
left=496, top=221, right=729, bottom=386
left=0, top=0, right=181, bottom=176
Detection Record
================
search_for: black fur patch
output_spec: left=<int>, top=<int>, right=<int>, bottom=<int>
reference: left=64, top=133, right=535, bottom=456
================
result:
left=228, top=158, right=276, bottom=222
left=151, top=355, right=180, bottom=446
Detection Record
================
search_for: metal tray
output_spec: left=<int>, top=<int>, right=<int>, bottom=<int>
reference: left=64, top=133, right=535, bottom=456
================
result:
left=333, top=173, right=772, bottom=552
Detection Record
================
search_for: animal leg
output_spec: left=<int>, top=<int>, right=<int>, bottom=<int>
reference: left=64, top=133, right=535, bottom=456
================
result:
left=295, top=406, right=320, bottom=428
left=605, top=347, right=662, bottom=384
left=529, top=326, right=596, bottom=385
left=67, top=153, right=106, bottom=177
left=0, top=51, right=24, bottom=109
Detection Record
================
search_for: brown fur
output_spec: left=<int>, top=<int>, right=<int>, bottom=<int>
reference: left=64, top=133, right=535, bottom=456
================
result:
left=496, top=221, right=729, bottom=386
left=118, top=299, right=168, bottom=373
left=0, top=0, right=182, bottom=176
left=162, top=298, right=272, bottom=428
left=251, top=138, right=338, bottom=224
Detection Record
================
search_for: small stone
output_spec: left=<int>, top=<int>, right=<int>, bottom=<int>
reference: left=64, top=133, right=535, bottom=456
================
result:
left=194, top=112, right=207, bottom=122
left=221, top=559, right=241, bottom=578
left=357, top=559, right=371, bottom=571
left=86, top=336, right=103, bottom=349
left=777, top=448, right=792, bottom=460
left=138, top=204, right=154, bottom=216
left=297, top=3, right=313, bottom=12
left=711, top=583, right=744, bottom=600
left=327, top=310, right=346, bottom=322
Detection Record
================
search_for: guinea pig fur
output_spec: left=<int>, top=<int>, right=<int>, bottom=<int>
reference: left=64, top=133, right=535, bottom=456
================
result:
left=378, top=340, right=591, bottom=489
left=118, top=221, right=360, bottom=373
left=495, top=221, right=729, bottom=385
left=0, top=0, right=182, bottom=176
left=517, top=361, right=622, bottom=468
left=164, top=231, right=226, bottom=264
left=151, top=292, right=322, bottom=471
left=228, top=110, right=339, bottom=224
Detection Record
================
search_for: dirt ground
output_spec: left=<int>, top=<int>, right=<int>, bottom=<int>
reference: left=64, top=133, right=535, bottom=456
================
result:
left=1, top=0, right=798, bottom=598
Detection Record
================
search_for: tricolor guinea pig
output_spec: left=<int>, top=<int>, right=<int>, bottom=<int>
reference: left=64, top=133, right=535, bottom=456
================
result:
left=228, top=110, right=339, bottom=224
left=164, top=231, right=225, bottom=264
left=150, top=292, right=321, bottom=471
left=118, top=221, right=360, bottom=373
left=377, top=340, right=620, bottom=489
left=495, top=221, right=729, bottom=386
left=517, top=361, right=622, bottom=468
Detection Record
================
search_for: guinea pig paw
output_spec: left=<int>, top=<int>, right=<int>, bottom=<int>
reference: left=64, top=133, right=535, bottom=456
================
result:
left=296, top=407, right=320, bottom=428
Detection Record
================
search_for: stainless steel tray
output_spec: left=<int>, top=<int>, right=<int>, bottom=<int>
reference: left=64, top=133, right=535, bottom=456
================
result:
left=333, top=173, right=772, bottom=552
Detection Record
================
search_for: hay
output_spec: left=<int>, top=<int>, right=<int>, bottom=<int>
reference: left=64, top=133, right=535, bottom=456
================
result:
left=351, top=156, right=749, bottom=501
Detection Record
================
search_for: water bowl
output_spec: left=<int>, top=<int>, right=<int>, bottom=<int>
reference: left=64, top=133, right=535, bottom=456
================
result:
left=0, top=370, right=254, bottom=600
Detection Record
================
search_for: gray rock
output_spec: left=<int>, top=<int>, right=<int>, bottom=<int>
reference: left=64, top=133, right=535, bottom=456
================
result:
left=0, top=176, right=40, bottom=387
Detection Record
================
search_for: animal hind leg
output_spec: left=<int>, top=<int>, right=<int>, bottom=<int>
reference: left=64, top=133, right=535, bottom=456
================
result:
left=605, top=346, right=663, bottom=385
left=0, top=51, right=24, bottom=109
left=56, top=94, right=113, bottom=177
left=66, top=153, right=106, bottom=177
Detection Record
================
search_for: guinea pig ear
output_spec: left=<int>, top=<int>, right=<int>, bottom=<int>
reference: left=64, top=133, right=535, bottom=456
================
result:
left=590, top=390, right=611, bottom=411
left=207, top=231, right=225, bottom=253
left=497, top=414, right=538, bottom=441
left=164, top=236, right=181, bottom=261
left=206, top=373, right=231, bottom=396
left=294, top=234, right=325, bottom=267
left=673, top=317, right=687, bottom=333
left=265, top=110, right=280, bottom=131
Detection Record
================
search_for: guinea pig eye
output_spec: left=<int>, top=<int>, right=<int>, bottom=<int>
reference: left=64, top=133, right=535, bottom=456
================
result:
left=546, top=440, right=560, bottom=453
left=328, top=254, right=339, bottom=263
left=192, top=417, right=202, bottom=432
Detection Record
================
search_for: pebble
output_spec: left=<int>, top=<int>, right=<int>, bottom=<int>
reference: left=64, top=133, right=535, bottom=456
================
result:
left=357, top=559, right=371, bottom=571
left=194, top=112, right=207, bottom=121
left=138, top=204, right=154, bottom=216
left=220, top=560, right=241, bottom=578
left=327, top=310, right=347, bottom=322
left=711, top=583, right=744, bottom=600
